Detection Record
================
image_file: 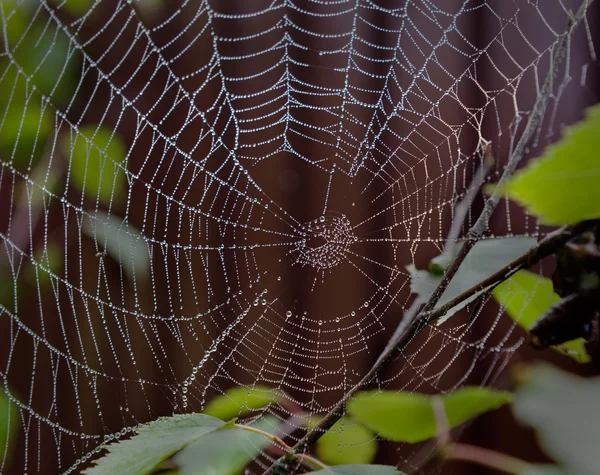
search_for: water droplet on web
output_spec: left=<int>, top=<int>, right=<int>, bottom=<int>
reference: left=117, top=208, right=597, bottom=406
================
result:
left=318, top=320, right=323, bottom=325
left=351, top=311, right=356, bottom=316
left=286, top=311, right=292, bottom=317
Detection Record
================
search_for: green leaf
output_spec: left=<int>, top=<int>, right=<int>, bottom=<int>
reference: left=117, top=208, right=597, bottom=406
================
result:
left=520, top=465, right=567, bottom=475
left=492, top=270, right=591, bottom=363
left=203, top=386, right=280, bottom=421
left=494, top=103, right=600, bottom=225
left=443, top=387, right=513, bottom=429
left=347, top=387, right=512, bottom=444
left=513, top=364, right=600, bottom=475
left=11, top=23, right=78, bottom=103
left=0, top=101, right=53, bottom=166
left=0, top=388, right=20, bottom=466
left=175, top=416, right=279, bottom=475
left=49, top=0, right=95, bottom=17
left=306, top=464, right=406, bottom=475
left=316, top=417, right=377, bottom=466
left=408, top=237, right=536, bottom=324
left=82, top=211, right=150, bottom=284
left=64, top=125, right=127, bottom=205
left=84, top=414, right=225, bottom=475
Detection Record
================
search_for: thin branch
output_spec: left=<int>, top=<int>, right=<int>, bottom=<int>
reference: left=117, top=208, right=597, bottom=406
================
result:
left=445, top=443, right=529, bottom=475
left=261, top=4, right=592, bottom=474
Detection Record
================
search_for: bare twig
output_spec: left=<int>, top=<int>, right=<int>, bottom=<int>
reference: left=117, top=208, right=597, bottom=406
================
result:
left=261, top=4, right=592, bottom=474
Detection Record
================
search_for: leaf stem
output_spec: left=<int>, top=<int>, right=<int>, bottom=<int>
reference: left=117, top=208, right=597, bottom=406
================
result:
left=444, top=443, right=530, bottom=475
left=235, top=423, right=293, bottom=452
left=235, top=423, right=328, bottom=471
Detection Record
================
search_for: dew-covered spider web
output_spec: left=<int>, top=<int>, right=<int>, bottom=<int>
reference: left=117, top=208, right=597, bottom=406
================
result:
left=0, top=0, right=597, bottom=473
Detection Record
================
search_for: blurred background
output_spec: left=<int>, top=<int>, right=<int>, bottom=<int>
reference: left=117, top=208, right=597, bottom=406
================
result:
left=0, top=0, right=599, bottom=473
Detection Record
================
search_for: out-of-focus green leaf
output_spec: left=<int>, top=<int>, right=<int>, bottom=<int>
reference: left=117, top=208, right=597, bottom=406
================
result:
left=65, top=125, right=127, bottom=205
left=0, top=388, right=20, bottom=467
left=26, top=244, right=63, bottom=287
left=82, top=211, right=149, bottom=283
left=84, top=414, right=225, bottom=475
left=347, top=387, right=511, bottom=444
left=443, top=387, right=513, bottom=429
left=306, top=465, right=406, bottom=475
left=492, top=270, right=590, bottom=363
left=0, top=99, right=52, bottom=164
left=492, top=103, right=600, bottom=225
left=49, top=0, right=95, bottom=17
left=316, top=417, right=377, bottom=466
left=12, top=23, right=78, bottom=103
left=513, top=364, right=600, bottom=475
left=408, top=237, right=536, bottom=324
left=203, top=386, right=281, bottom=421
left=520, top=465, right=567, bottom=475
left=175, top=416, right=279, bottom=475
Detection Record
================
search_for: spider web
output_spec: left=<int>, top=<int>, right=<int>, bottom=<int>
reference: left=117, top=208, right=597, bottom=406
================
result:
left=0, top=0, right=596, bottom=473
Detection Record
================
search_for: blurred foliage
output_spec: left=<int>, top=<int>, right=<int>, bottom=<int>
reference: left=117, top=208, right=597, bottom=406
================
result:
left=315, top=417, right=377, bottom=466
left=492, top=103, right=600, bottom=225
left=82, top=210, right=149, bottom=283
left=347, top=387, right=512, bottom=444
left=0, top=388, right=20, bottom=468
left=513, top=364, right=600, bottom=475
left=493, top=270, right=590, bottom=362
left=63, top=124, right=127, bottom=206
left=202, top=386, right=281, bottom=422
left=407, top=237, right=536, bottom=324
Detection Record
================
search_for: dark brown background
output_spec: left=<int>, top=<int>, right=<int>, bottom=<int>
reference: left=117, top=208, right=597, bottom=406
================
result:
left=0, top=0, right=599, bottom=473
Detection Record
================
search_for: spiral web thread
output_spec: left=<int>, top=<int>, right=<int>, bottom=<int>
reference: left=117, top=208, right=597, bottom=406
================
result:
left=0, top=0, right=596, bottom=473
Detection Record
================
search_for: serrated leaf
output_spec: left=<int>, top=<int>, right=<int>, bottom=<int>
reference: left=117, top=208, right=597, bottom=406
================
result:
left=175, top=416, right=279, bottom=475
left=513, top=364, right=600, bottom=475
left=64, top=124, right=127, bottom=205
left=84, top=414, right=225, bottom=475
left=494, top=103, right=600, bottom=225
left=82, top=211, right=150, bottom=283
left=347, top=387, right=511, bottom=444
left=408, top=237, right=536, bottom=324
left=306, top=464, right=406, bottom=475
left=492, top=270, right=590, bottom=363
left=203, top=386, right=280, bottom=421
left=316, top=417, right=377, bottom=466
